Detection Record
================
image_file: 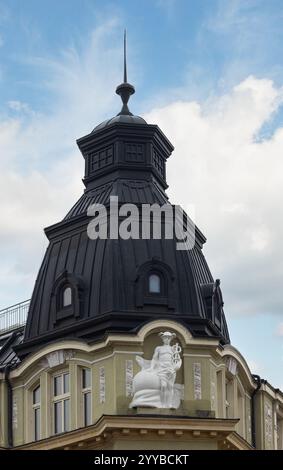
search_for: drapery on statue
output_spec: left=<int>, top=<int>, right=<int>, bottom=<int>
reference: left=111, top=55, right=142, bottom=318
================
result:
left=129, top=331, right=183, bottom=409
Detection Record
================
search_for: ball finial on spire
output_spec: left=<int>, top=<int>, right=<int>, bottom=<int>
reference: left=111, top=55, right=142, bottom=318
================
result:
left=116, top=29, right=135, bottom=116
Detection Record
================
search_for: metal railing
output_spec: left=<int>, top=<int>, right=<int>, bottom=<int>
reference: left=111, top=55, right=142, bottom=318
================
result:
left=0, top=299, right=30, bottom=334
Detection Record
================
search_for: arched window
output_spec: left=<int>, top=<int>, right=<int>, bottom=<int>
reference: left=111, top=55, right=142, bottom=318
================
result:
left=135, top=260, right=176, bottom=309
left=32, top=385, right=41, bottom=441
left=52, top=271, right=84, bottom=324
left=149, top=273, right=161, bottom=294
left=63, top=286, right=72, bottom=307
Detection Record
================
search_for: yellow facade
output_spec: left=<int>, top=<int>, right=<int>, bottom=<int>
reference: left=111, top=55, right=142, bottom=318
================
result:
left=0, top=320, right=282, bottom=450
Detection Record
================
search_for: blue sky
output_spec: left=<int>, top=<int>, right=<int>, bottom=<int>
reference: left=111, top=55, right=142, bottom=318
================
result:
left=0, top=0, right=282, bottom=389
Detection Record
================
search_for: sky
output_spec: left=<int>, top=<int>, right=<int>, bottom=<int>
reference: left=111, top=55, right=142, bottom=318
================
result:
left=0, top=0, right=282, bottom=389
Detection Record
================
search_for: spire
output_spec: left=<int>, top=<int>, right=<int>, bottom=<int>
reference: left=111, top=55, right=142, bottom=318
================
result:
left=116, top=29, right=135, bottom=116
left=123, top=29, right=127, bottom=83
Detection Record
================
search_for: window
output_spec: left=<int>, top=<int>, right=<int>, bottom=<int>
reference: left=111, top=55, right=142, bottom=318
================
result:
left=52, top=271, right=84, bottom=324
left=135, top=260, right=175, bottom=309
left=82, top=368, right=92, bottom=426
left=237, top=387, right=245, bottom=438
left=53, top=372, right=70, bottom=434
left=225, top=379, right=234, bottom=419
left=149, top=274, right=161, bottom=294
left=63, top=286, right=72, bottom=307
left=32, top=385, right=41, bottom=441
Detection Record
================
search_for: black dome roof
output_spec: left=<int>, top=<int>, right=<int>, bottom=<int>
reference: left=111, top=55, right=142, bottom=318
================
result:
left=94, top=113, right=147, bottom=131
left=17, top=56, right=230, bottom=358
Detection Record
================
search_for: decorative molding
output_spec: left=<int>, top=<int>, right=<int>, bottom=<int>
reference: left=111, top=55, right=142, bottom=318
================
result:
left=265, top=402, right=273, bottom=448
left=125, top=360, right=134, bottom=398
left=226, top=357, right=237, bottom=375
left=99, top=366, right=106, bottom=404
left=248, top=413, right=251, bottom=438
left=14, top=416, right=245, bottom=451
left=193, top=363, right=202, bottom=400
left=9, top=320, right=195, bottom=378
left=12, top=396, right=18, bottom=430
left=41, top=350, right=75, bottom=369
left=211, top=381, right=216, bottom=410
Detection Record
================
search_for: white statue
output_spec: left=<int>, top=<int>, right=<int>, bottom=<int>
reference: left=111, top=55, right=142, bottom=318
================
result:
left=129, top=331, right=183, bottom=409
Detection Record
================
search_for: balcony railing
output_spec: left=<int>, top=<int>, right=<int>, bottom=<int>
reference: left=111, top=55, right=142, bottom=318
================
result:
left=0, top=299, right=30, bottom=334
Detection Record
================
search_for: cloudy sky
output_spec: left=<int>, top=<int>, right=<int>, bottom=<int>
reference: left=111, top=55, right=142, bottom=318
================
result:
left=0, top=0, right=282, bottom=388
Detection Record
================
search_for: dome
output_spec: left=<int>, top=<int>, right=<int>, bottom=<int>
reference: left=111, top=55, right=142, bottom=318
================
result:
left=93, top=113, right=147, bottom=131
left=17, top=47, right=230, bottom=359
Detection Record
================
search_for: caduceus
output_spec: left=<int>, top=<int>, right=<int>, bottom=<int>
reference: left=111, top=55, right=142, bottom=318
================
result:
left=172, top=342, right=182, bottom=368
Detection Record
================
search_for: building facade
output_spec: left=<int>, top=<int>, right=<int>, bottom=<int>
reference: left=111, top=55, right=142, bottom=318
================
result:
left=0, top=57, right=282, bottom=451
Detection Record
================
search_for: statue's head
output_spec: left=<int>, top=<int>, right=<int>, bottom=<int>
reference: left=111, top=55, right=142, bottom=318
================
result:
left=159, top=331, right=176, bottom=345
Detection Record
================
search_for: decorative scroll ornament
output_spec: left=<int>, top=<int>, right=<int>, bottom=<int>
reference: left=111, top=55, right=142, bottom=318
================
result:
left=125, top=360, right=134, bottom=397
left=226, top=357, right=237, bottom=375
left=41, top=350, right=74, bottom=369
left=12, top=396, right=18, bottom=430
left=265, top=403, right=273, bottom=448
left=99, top=366, right=106, bottom=404
left=129, top=331, right=183, bottom=409
left=193, top=363, right=202, bottom=399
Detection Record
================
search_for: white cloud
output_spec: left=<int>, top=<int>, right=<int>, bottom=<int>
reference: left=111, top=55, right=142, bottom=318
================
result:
left=145, top=76, right=283, bottom=317
left=0, top=20, right=123, bottom=307
left=7, top=100, right=30, bottom=113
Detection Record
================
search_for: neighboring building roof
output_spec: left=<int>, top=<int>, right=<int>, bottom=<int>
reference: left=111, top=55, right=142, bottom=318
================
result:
left=0, top=328, right=24, bottom=369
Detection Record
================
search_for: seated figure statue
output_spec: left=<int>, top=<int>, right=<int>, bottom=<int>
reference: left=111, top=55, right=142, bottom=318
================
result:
left=129, top=331, right=183, bottom=409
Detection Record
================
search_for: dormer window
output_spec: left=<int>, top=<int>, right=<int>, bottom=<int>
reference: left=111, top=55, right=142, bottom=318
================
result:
left=51, top=271, right=84, bottom=325
left=149, top=274, right=161, bottom=294
left=63, top=286, right=72, bottom=307
left=135, top=260, right=176, bottom=310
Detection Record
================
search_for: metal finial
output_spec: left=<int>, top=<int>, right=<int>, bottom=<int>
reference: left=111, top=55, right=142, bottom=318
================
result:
left=116, top=30, right=135, bottom=116
left=124, top=29, right=127, bottom=83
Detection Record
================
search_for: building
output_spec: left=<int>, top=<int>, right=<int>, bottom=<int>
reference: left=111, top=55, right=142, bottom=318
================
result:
left=0, top=44, right=282, bottom=451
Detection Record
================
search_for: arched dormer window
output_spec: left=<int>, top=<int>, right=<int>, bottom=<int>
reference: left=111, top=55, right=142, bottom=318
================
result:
left=135, top=259, right=175, bottom=309
left=201, top=279, right=224, bottom=329
left=149, top=273, right=161, bottom=294
left=63, top=286, right=72, bottom=307
left=51, top=271, right=84, bottom=325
